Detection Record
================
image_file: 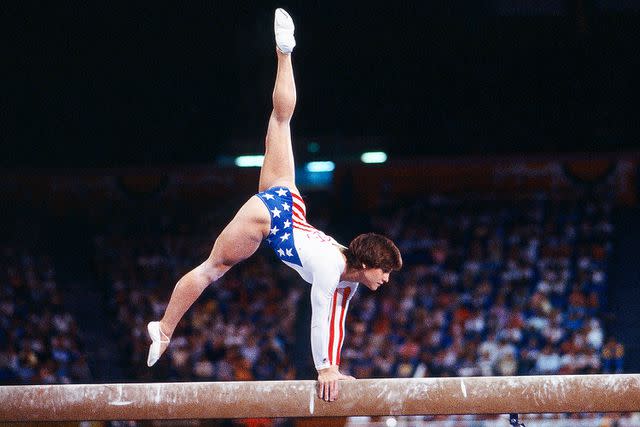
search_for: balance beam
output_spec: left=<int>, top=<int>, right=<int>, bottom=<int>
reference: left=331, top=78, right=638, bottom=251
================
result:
left=1, top=374, right=639, bottom=421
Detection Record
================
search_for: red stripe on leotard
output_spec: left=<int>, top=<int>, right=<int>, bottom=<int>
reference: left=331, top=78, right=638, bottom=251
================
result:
left=328, top=289, right=339, bottom=365
left=336, top=287, right=351, bottom=365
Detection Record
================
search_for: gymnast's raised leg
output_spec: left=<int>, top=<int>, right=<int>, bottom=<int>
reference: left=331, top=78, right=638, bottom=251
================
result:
left=146, top=9, right=298, bottom=367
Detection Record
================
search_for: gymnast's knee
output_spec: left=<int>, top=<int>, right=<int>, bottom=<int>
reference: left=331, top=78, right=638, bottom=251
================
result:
left=195, top=258, right=231, bottom=286
left=271, top=104, right=294, bottom=123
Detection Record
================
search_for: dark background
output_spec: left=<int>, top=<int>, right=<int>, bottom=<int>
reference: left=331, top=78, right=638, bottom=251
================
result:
left=4, top=0, right=640, bottom=168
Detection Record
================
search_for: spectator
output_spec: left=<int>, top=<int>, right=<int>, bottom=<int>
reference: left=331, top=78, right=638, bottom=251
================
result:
left=602, top=336, right=624, bottom=373
left=535, top=344, right=561, bottom=374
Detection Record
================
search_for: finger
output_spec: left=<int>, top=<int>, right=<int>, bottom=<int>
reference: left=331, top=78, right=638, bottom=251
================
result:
left=332, top=380, right=338, bottom=401
left=317, top=382, right=323, bottom=399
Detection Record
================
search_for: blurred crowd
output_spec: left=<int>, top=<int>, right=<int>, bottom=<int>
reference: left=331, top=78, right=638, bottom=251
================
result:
left=92, top=191, right=624, bottom=382
left=0, top=248, right=91, bottom=384
left=0, top=189, right=625, bottom=390
left=344, top=194, right=623, bottom=379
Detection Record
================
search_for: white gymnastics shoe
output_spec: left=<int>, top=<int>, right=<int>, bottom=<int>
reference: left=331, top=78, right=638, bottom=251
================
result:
left=274, top=8, right=296, bottom=54
left=146, top=321, right=170, bottom=367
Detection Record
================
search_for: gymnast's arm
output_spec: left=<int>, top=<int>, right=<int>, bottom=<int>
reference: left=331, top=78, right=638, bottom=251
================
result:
left=310, top=269, right=355, bottom=402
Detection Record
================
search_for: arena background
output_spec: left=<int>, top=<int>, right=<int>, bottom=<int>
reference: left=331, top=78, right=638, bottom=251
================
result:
left=2, top=0, right=640, bottom=425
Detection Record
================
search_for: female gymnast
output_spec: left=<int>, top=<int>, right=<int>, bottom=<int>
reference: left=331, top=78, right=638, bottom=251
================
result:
left=146, top=8, right=402, bottom=402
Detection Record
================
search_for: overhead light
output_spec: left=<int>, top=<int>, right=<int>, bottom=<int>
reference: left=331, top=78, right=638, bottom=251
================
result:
left=234, top=155, right=264, bottom=167
left=360, top=151, right=387, bottom=164
left=305, top=161, right=335, bottom=172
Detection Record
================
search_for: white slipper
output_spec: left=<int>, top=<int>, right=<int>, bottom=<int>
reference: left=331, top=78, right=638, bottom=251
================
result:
left=274, top=8, right=296, bottom=54
left=146, top=321, right=170, bottom=367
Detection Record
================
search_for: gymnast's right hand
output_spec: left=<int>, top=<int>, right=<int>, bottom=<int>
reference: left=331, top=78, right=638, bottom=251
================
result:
left=317, top=365, right=355, bottom=402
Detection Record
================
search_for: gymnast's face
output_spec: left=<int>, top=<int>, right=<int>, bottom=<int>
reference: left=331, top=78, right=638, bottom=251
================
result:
left=360, top=266, right=390, bottom=291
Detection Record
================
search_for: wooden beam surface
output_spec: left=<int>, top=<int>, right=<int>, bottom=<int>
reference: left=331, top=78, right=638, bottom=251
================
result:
left=1, top=375, right=640, bottom=421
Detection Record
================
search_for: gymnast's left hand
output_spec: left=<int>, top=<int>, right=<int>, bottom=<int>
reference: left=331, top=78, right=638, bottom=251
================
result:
left=317, top=365, right=355, bottom=402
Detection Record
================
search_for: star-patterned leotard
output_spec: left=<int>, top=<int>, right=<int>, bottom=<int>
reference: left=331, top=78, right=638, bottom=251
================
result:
left=256, top=186, right=358, bottom=369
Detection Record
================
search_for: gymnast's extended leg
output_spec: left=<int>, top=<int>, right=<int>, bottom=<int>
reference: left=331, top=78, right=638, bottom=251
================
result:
left=146, top=9, right=299, bottom=367
left=147, top=198, right=270, bottom=366
left=258, top=9, right=298, bottom=193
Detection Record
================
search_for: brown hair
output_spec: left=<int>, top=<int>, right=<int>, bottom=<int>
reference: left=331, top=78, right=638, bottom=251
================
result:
left=344, top=233, right=402, bottom=272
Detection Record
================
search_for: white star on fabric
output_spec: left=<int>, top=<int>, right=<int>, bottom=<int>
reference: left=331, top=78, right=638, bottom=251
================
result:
left=275, top=188, right=288, bottom=197
left=277, top=248, right=285, bottom=257
left=270, top=226, right=279, bottom=235
left=285, top=248, right=293, bottom=256
left=266, top=238, right=272, bottom=243
left=282, top=202, right=290, bottom=211
left=271, top=207, right=281, bottom=218
left=280, top=232, right=290, bottom=242
left=263, top=193, right=275, bottom=200
left=283, top=219, right=291, bottom=229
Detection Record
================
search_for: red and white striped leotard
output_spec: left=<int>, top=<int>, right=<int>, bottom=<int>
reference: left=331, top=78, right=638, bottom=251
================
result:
left=283, top=191, right=358, bottom=370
